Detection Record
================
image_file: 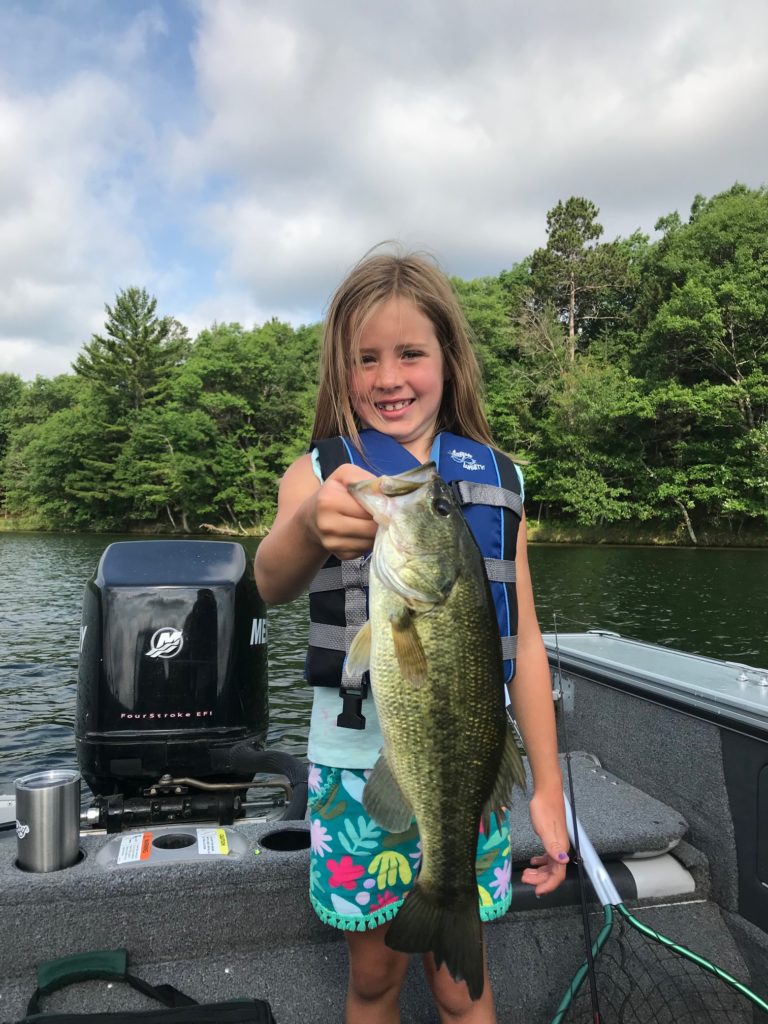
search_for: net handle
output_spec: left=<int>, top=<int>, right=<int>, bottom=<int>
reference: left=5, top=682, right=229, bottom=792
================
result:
left=563, top=792, right=622, bottom=908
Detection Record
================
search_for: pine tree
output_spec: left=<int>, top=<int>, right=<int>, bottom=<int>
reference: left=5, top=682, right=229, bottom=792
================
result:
left=73, top=287, right=188, bottom=415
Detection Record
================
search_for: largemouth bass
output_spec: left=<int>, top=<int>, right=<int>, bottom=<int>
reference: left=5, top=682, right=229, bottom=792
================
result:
left=347, top=462, right=526, bottom=1001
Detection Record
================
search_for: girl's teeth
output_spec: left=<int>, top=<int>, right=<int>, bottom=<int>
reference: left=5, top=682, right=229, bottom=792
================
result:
left=378, top=400, right=412, bottom=411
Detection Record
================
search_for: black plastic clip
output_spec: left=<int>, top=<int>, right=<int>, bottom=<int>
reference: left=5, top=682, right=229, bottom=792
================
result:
left=448, top=479, right=466, bottom=507
left=337, top=677, right=369, bottom=730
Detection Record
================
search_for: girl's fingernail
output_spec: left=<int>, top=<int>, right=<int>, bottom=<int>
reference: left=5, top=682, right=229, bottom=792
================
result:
left=558, top=853, right=569, bottom=861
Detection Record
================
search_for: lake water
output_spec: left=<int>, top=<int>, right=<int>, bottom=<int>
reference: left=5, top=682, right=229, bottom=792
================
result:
left=1, top=533, right=766, bottom=791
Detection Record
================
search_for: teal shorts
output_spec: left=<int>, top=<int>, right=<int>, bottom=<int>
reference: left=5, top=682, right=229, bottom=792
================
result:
left=307, top=763, right=513, bottom=932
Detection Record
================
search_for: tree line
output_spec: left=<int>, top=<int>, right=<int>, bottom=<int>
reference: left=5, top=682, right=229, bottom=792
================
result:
left=1, top=183, right=766, bottom=544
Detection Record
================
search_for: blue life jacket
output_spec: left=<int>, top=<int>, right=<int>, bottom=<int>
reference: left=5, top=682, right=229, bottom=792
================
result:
left=307, top=429, right=523, bottom=729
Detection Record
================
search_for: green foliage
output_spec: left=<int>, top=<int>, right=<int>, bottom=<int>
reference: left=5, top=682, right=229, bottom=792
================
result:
left=73, top=287, right=189, bottom=415
left=2, top=184, right=766, bottom=543
left=529, top=197, right=635, bottom=354
left=0, top=373, right=25, bottom=510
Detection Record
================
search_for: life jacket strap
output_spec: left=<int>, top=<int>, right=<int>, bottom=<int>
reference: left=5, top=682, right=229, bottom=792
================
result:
left=484, top=557, right=516, bottom=583
left=309, top=622, right=362, bottom=651
left=309, top=560, right=369, bottom=593
left=311, top=615, right=517, bottom=660
left=501, top=634, right=518, bottom=660
left=311, top=557, right=513, bottom=594
left=449, top=479, right=523, bottom=517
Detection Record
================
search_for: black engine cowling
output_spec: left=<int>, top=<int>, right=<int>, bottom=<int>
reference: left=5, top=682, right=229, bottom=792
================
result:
left=75, top=540, right=270, bottom=797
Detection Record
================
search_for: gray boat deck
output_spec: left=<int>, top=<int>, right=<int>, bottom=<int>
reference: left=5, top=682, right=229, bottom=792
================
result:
left=1, top=751, right=744, bottom=1023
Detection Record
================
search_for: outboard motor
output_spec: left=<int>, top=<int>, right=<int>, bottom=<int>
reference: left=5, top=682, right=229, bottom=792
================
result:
left=75, top=540, right=306, bottom=831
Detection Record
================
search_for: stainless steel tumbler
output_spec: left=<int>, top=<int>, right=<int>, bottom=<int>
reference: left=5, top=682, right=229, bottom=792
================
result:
left=15, top=769, right=81, bottom=872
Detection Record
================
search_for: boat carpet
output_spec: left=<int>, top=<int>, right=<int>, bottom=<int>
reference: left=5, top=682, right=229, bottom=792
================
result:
left=0, top=900, right=753, bottom=1024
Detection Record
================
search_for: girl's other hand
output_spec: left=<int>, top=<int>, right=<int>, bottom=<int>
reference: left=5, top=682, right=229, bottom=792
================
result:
left=520, top=789, right=570, bottom=896
left=309, top=464, right=378, bottom=562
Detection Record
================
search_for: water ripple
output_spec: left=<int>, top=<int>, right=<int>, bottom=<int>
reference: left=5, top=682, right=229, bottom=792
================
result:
left=1, top=534, right=766, bottom=790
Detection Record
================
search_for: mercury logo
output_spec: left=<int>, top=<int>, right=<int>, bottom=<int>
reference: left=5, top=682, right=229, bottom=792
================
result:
left=146, top=627, right=184, bottom=659
left=250, top=618, right=267, bottom=645
left=16, top=820, right=30, bottom=840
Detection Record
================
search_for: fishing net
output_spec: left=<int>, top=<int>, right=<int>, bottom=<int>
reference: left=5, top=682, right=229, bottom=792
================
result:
left=553, top=903, right=762, bottom=1024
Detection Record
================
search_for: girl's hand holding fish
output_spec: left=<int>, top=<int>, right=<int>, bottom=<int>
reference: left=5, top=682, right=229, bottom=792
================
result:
left=255, top=458, right=375, bottom=604
left=309, top=463, right=378, bottom=561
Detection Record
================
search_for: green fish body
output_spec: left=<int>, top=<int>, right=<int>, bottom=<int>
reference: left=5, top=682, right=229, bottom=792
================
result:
left=347, top=463, right=526, bottom=1001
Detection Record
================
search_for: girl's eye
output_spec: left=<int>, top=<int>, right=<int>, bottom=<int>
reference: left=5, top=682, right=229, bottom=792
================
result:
left=432, top=497, right=452, bottom=517
left=359, top=354, right=377, bottom=366
left=401, top=350, right=423, bottom=361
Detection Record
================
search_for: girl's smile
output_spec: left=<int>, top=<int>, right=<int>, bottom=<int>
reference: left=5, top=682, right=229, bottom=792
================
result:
left=350, top=295, right=446, bottom=461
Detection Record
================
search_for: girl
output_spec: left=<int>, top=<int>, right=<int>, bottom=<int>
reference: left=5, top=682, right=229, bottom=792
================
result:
left=254, top=250, right=569, bottom=1023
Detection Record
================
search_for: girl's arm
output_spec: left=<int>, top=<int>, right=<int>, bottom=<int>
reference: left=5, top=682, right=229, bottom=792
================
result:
left=254, top=454, right=377, bottom=605
left=509, top=513, right=570, bottom=895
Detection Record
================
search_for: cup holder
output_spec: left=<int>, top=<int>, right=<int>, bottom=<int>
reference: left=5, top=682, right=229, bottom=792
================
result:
left=260, top=828, right=311, bottom=852
left=153, top=833, right=196, bottom=850
left=15, top=848, right=86, bottom=872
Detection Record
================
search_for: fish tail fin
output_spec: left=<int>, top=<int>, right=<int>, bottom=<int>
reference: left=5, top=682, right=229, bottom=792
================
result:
left=385, top=884, right=485, bottom=1001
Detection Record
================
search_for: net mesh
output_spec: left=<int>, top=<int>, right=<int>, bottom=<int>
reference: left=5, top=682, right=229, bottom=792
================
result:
left=556, top=908, right=757, bottom=1024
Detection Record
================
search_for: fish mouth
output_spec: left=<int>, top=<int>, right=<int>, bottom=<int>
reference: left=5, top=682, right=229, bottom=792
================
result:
left=380, top=462, right=436, bottom=495
left=350, top=463, right=451, bottom=607
left=349, top=463, right=437, bottom=524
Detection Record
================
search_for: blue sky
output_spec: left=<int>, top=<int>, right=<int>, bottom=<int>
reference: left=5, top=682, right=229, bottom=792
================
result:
left=2, top=0, right=767, bottom=379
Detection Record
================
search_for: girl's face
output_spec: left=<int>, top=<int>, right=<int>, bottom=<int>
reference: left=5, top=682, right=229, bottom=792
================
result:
left=350, top=295, right=446, bottom=463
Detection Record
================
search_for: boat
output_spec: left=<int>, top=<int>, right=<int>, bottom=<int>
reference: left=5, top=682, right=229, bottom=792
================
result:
left=1, top=542, right=768, bottom=1022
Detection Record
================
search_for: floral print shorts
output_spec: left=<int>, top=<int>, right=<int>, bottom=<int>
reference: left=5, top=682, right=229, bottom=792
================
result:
left=308, top=763, right=513, bottom=932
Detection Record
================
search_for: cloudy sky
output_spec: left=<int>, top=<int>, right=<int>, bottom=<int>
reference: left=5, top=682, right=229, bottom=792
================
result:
left=1, top=0, right=767, bottom=380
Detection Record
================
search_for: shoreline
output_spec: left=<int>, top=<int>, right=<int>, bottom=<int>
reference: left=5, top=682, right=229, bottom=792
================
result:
left=2, top=518, right=766, bottom=549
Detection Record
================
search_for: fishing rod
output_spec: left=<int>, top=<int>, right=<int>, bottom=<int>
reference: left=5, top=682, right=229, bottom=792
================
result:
left=552, top=612, right=602, bottom=1023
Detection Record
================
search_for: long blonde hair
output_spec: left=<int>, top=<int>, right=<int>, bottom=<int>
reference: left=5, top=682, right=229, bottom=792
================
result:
left=311, top=248, right=494, bottom=451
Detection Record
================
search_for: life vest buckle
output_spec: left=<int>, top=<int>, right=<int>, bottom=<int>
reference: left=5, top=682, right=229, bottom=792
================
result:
left=336, top=678, right=369, bottom=730
left=448, top=479, right=466, bottom=507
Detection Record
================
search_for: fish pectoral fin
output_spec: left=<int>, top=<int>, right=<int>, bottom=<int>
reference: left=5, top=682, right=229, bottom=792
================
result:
left=346, top=621, right=372, bottom=676
left=390, top=608, right=428, bottom=687
left=482, top=727, right=528, bottom=830
left=363, top=753, right=414, bottom=832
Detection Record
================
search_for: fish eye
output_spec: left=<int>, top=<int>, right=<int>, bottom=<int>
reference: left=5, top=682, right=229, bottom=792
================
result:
left=432, top=497, right=452, bottom=517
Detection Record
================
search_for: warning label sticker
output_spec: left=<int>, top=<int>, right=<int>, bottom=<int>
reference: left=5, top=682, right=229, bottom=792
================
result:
left=117, top=832, right=153, bottom=864
left=197, top=828, right=229, bottom=856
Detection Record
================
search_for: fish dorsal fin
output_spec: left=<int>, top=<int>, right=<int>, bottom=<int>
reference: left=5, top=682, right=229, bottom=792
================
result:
left=346, top=620, right=371, bottom=676
left=390, top=608, right=428, bottom=687
left=481, top=727, right=528, bottom=834
left=363, top=751, right=414, bottom=833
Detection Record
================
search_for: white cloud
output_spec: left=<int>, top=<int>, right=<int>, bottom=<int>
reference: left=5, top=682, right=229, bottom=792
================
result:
left=0, top=62, right=156, bottom=375
left=2, top=0, right=768, bottom=378
left=175, top=0, right=768, bottom=294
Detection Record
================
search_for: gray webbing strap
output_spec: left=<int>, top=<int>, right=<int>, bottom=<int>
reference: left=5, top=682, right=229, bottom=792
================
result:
left=452, top=481, right=523, bottom=517
left=308, top=622, right=359, bottom=652
left=501, top=634, right=518, bottom=660
left=484, top=558, right=516, bottom=583
left=339, top=556, right=369, bottom=728
left=309, top=560, right=370, bottom=594
left=311, top=557, right=514, bottom=590
left=311, top=622, right=518, bottom=661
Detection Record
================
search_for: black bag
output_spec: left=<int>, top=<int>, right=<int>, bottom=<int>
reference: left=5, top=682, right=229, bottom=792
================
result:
left=17, top=949, right=277, bottom=1023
